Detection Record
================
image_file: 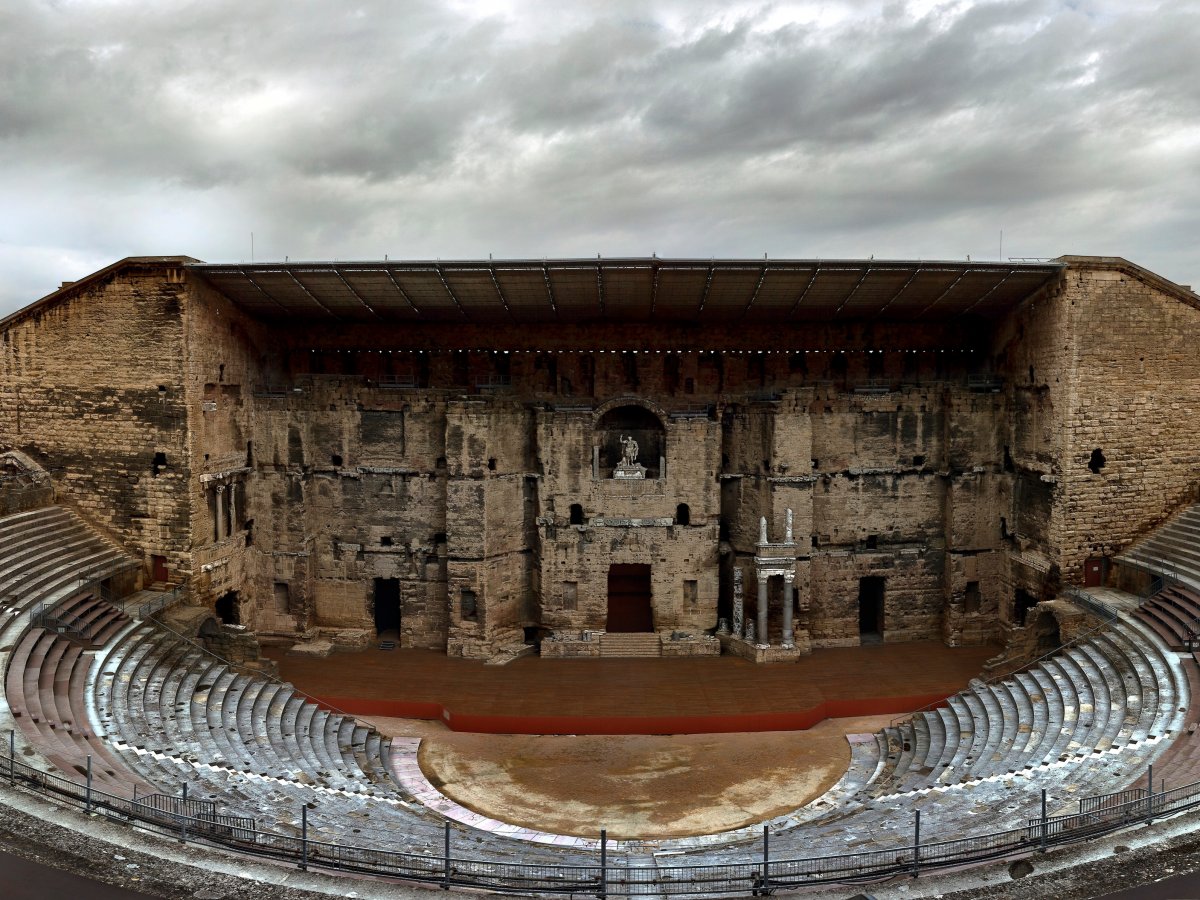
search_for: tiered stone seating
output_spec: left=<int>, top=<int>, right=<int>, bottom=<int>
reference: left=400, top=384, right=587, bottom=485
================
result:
left=862, top=614, right=1184, bottom=805
left=1117, top=504, right=1200, bottom=592
left=2, top=500, right=1193, bottom=876
left=0, top=506, right=144, bottom=790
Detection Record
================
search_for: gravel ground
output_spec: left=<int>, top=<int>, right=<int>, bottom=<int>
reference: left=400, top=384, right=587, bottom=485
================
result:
left=369, top=714, right=895, bottom=839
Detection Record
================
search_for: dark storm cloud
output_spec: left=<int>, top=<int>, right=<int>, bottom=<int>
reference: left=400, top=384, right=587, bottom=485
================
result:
left=1, top=0, right=1198, bottom=313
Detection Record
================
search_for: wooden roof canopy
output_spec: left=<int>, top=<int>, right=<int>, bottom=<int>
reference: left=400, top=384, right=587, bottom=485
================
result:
left=188, top=258, right=1064, bottom=324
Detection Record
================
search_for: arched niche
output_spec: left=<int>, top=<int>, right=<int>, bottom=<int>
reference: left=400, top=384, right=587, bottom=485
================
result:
left=594, top=403, right=665, bottom=479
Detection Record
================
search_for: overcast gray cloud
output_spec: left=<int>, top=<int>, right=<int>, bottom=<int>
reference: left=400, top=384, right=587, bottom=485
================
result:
left=1, top=0, right=1197, bottom=314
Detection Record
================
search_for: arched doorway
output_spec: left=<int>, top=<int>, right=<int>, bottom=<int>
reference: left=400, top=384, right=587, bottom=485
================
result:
left=607, top=564, right=653, bottom=632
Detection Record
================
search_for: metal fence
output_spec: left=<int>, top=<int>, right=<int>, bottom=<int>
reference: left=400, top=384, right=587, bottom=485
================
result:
left=133, top=582, right=187, bottom=620
left=6, top=737, right=1200, bottom=896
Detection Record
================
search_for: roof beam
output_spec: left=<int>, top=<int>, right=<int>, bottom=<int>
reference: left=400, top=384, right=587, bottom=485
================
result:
left=383, top=267, right=421, bottom=316
left=916, top=269, right=971, bottom=318
left=649, top=262, right=661, bottom=316
left=876, top=268, right=921, bottom=317
left=433, top=263, right=467, bottom=317
left=833, top=267, right=872, bottom=317
left=331, top=267, right=383, bottom=321
left=235, top=267, right=291, bottom=315
left=787, top=267, right=821, bottom=317
left=697, top=264, right=716, bottom=314
left=743, top=264, right=769, bottom=314
left=486, top=264, right=514, bottom=320
left=541, top=263, right=558, bottom=315
left=957, top=269, right=1015, bottom=317
left=286, top=270, right=341, bottom=320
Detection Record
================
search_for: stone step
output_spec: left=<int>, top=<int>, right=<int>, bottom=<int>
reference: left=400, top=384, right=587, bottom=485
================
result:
left=599, top=632, right=662, bottom=657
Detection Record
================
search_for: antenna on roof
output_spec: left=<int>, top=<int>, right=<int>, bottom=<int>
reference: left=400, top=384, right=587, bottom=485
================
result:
left=250, top=232, right=254, bottom=263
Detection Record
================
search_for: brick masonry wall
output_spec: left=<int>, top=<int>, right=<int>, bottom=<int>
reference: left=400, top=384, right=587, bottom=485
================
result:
left=1055, top=264, right=1200, bottom=577
left=0, top=262, right=191, bottom=576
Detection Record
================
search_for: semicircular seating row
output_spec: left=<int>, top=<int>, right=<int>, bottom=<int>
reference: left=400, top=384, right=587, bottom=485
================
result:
left=0, top=504, right=1191, bottom=872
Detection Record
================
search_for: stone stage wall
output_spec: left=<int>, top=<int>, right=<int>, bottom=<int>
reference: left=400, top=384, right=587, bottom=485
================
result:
left=3, top=256, right=1198, bottom=661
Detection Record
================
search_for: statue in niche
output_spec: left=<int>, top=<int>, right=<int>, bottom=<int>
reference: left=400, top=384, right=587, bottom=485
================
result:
left=620, top=434, right=640, bottom=467
left=613, top=433, right=646, bottom=479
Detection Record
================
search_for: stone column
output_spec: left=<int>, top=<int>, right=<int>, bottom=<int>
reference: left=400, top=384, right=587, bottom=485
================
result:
left=228, top=482, right=238, bottom=534
left=785, top=508, right=794, bottom=544
left=214, top=485, right=226, bottom=541
left=782, top=572, right=795, bottom=648
left=732, top=568, right=744, bottom=639
left=757, top=573, right=769, bottom=647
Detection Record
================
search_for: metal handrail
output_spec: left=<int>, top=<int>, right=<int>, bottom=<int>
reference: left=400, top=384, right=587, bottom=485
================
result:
left=134, top=583, right=187, bottom=620
left=4, top=735, right=1200, bottom=894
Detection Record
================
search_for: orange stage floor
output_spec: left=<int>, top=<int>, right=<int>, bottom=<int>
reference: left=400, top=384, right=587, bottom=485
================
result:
left=265, top=640, right=998, bottom=735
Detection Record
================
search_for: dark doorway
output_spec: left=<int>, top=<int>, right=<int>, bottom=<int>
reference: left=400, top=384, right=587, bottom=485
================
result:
left=215, top=591, right=239, bottom=626
left=151, top=554, right=168, bottom=583
left=607, top=564, right=653, bottom=632
left=1083, top=557, right=1104, bottom=588
left=1014, top=588, right=1039, bottom=626
left=374, top=578, right=401, bottom=634
left=1035, top=612, right=1062, bottom=654
left=858, top=577, right=885, bottom=644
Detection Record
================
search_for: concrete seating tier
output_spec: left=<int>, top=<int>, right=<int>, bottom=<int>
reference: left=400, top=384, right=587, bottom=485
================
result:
left=1117, top=505, right=1200, bottom=593
left=864, top=614, right=1184, bottom=803
left=1137, top=585, right=1200, bottom=650
left=63, top=587, right=1200, bottom=867
left=0, top=506, right=144, bottom=789
left=1, top=501, right=1191, bottom=874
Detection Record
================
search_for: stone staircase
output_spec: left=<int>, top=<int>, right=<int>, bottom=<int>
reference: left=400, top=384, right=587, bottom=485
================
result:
left=600, top=632, right=662, bottom=658
left=1117, top=503, right=1200, bottom=591
left=1136, top=585, right=1200, bottom=650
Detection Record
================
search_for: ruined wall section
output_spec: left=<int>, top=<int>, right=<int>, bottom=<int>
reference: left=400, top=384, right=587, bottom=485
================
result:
left=942, top=390, right=1011, bottom=646
left=989, top=276, right=1074, bottom=622
left=0, top=262, right=190, bottom=576
left=445, top=398, right=537, bottom=657
left=1056, top=264, right=1200, bottom=577
left=536, top=405, right=721, bottom=638
left=182, top=278, right=278, bottom=631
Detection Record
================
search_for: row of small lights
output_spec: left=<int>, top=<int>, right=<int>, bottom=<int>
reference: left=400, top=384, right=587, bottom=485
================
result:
left=304, top=348, right=982, bottom=354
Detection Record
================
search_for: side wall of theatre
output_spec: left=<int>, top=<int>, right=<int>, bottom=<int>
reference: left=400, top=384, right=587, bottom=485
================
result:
left=991, top=262, right=1200, bottom=597
left=1056, top=264, right=1200, bottom=578
left=0, top=262, right=190, bottom=577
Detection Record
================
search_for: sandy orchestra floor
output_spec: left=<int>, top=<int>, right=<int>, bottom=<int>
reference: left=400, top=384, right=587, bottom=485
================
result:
left=369, top=714, right=895, bottom=839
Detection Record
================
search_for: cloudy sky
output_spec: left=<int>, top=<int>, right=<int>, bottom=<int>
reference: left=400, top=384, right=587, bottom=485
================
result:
left=1, top=0, right=1197, bottom=314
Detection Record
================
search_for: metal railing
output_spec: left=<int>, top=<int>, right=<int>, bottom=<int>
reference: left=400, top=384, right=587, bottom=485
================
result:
left=6, top=737, right=1200, bottom=896
left=27, top=561, right=140, bottom=642
left=29, top=600, right=97, bottom=643
left=134, top=582, right=188, bottom=620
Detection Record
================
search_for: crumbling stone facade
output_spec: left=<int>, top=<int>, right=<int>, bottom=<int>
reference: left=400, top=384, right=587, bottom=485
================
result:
left=2, top=255, right=1196, bottom=660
